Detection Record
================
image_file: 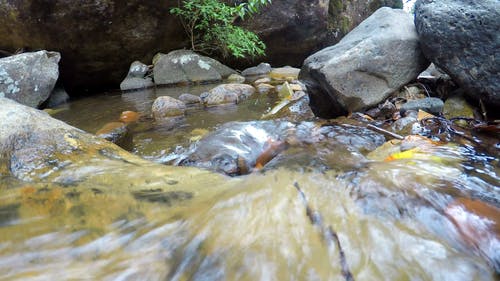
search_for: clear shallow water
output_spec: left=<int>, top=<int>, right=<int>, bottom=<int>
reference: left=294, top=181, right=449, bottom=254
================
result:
left=53, top=86, right=278, bottom=160
left=0, top=86, right=499, bottom=280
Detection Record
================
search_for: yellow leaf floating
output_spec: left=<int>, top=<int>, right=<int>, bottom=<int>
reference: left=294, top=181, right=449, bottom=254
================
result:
left=261, top=99, right=291, bottom=119
left=384, top=148, right=419, bottom=161
left=278, top=81, right=293, bottom=100
left=384, top=147, right=446, bottom=164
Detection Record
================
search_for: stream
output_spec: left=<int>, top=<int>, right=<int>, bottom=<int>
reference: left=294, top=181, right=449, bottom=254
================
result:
left=0, top=84, right=499, bottom=280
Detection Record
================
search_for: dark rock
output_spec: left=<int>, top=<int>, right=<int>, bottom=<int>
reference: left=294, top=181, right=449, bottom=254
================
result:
left=300, top=7, right=429, bottom=118
left=0, top=51, right=60, bottom=108
left=152, top=96, right=186, bottom=120
left=237, top=0, right=403, bottom=67
left=414, top=0, right=500, bottom=107
left=153, top=50, right=236, bottom=86
left=46, top=87, right=70, bottom=108
left=241, top=63, right=272, bottom=76
left=0, top=1, right=185, bottom=93
left=400, top=97, right=444, bottom=115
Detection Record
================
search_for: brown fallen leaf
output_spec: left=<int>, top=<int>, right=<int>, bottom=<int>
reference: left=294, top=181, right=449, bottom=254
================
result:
left=417, top=109, right=436, bottom=121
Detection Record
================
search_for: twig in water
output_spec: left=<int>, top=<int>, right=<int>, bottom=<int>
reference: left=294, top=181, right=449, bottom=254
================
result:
left=293, top=182, right=355, bottom=281
left=366, top=124, right=404, bottom=140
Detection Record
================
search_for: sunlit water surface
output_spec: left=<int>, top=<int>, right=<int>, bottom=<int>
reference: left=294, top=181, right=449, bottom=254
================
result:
left=0, top=86, right=498, bottom=280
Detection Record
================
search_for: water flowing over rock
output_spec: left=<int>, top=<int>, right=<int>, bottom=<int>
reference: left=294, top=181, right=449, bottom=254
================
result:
left=153, top=50, right=236, bottom=86
left=177, top=120, right=386, bottom=175
left=0, top=51, right=60, bottom=108
left=300, top=7, right=429, bottom=118
left=414, top=0, right=500, bottom=108
left=178, top=121, right=295, bottom=175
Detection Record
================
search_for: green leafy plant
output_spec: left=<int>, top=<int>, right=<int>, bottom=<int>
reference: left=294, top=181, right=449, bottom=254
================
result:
left=170, top=0, right=271, bottom=59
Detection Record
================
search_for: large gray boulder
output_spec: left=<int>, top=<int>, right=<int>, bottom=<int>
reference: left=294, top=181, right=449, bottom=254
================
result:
left=300, top=7, right=429, bottom=118
left=414, top=0, right=500, bottom=108
left=0, top=51, right=60, bottom=108
left=153, top=50, right=236, bottom=86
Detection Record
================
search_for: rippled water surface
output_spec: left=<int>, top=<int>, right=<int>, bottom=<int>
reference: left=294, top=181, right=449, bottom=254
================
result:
left=0, top=86, right=498, bottom=280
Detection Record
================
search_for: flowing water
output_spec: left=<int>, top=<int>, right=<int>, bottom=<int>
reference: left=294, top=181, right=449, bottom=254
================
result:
left=0, top=85, right=499, bottom=280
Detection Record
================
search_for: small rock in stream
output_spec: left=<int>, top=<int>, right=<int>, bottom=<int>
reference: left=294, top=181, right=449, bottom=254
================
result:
left=152, top=96, right=186, bottom=119
left=179, top=93, right=201, bottom=105
left=400, top=97, right=444, bottom=116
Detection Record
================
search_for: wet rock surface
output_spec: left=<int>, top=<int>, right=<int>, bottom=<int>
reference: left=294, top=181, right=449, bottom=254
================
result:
left=177, top=121, right=295, bottom=175
left=0, top=51, right=60, bottom=108
left=177, top=120, right=386, bottom=175
left=204, top=84, right=256, bottom=106
left=300, top=7, right=429, bottom=118
left=178, top=93, right=202, bottom=105
left=152, top=96, right=186, bottom=119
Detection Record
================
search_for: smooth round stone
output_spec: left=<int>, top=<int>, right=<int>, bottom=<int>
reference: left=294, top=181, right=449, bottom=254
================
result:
left=152, top=96, right=186, bottom=119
